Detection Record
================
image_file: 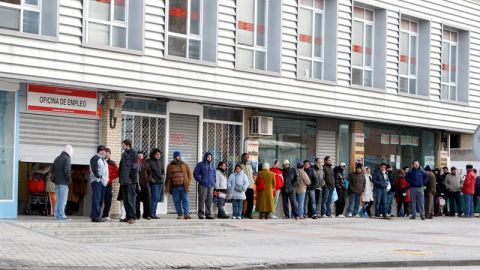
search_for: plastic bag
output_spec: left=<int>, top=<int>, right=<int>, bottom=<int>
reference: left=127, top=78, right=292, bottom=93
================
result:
left=332, top=188, right=338, bottom=202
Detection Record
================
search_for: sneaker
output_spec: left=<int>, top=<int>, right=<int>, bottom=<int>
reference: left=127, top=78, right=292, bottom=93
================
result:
left=232, top=217, right=237, bottom=219
left=103, top=217, right=112, bottom=222
left=321, top=214, right=327, bottom=218
left=347, top=213, right=353, bottom=218
left=269, top=213, right=278, bottom=219
left=337, top=215, right=345, bottom=218
left=312, top=215, right=319, bottom=219
left=355, top=214, right=360, bottom=218
left=328, top=215, right=334, bottom=218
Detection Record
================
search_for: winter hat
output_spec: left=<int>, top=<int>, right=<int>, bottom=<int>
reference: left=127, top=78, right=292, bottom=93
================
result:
left=451, top=166, right=457, bottom=171
left=355, top=163, right=363, bottom=169
left=340, top=162, right=346, bottom=167
left=424, top=165, right=432, bottom=171
left=263, top=162, right=270, bottom=170
left=273, top=159, right=279, bottom=166
left=173, top=151, right=182, bottom=159
left=64, top=145, right=74, bottom=156
left=283, top=159, right=290, bottom=165
left=296, top=161, right=304, bottom=169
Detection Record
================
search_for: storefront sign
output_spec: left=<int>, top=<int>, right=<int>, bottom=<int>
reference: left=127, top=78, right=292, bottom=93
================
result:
left=390, top=135, right=399, bottom=145
left=400, top=135, right=419, bottom=146
left=352, top=133, right=365, bottom=167
left=381, top=134, right=390, bottom=144
left=27, top=84, right=99, bottom=117
left=245, top=140, right=259, bottom=174
left=440, top=151, right=449, bottom=168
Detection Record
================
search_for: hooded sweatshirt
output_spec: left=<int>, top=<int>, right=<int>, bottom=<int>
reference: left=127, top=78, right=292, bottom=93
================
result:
left=193, top=152, right=216, bottom=188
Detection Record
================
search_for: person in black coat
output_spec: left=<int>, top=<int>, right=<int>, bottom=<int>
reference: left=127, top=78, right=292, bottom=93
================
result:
left=304, top=160, right=319, bottom=219
left=51, top=145, right=73, bottom=220
left=118, top=140, right=138, bottom=224
left=334, top=163, right=347, bottom=217
left=281, top=160, right=299, bottom=219
left=147, top=149, right=165, bottom=219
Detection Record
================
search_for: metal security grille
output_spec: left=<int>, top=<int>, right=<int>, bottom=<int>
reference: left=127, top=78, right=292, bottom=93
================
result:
left=122, top=114, right=166, bottom=162
left=202, top=122, right=242, bottom=176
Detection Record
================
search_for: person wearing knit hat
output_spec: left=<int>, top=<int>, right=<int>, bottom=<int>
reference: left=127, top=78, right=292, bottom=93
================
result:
left=51, top=145, right=73, bottom=220
left=119, top=140, right=139, bottom=224
left=281, top=159, right=299, bottom=219
left=424, top=165, right=437, bottom=219
left=165, top=150, right=193, bottom=219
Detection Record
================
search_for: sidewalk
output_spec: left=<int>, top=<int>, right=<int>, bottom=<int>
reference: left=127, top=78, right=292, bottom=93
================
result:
left=1, top=216, right=480, bottom=269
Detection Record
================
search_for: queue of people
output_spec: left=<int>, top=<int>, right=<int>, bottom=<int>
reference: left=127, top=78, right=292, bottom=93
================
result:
left=51, top=141, right=480, bottom=223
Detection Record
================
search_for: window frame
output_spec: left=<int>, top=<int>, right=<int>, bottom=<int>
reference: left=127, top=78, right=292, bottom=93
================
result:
left=297, top=0, right=325, bottom=80
left=398, top=17, right=419, bottom=95
left=441, top=29, right=459, bottom=101
left=235, top=0, right=269, bottom=71
left=84, top=0, right=129, bottom=49
left=165, top=0, right=205, bottom=60
left=0, top=0, right=42, bottom=34
left=351, top=6, right=375, bottom=88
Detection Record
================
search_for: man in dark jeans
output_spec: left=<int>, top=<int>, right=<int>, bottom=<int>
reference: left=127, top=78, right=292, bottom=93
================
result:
left=281, top=160, right=299, bottom=219
left=304, top=160, right=319, bottom=219
left=334, top=162, right=347, bottom=217
left=119, top=140, right=139, bottom=224
left=240, top=153, right=254, bottom=219
left=321, top=156, right=335, bottom=217
left=102, top=148, right=118, bottom=221
left=312, top=158, right=325, bottom=217
left=147, top=148, right=165, bottom=219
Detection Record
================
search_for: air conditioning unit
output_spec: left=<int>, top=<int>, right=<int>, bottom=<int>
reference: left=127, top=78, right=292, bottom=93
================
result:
left=251, top=116, right=273, bottom=136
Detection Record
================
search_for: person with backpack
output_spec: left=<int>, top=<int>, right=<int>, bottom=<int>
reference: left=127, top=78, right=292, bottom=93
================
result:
left=256, top=162, right=275, bottom=219
left=281, top=160, right=299, bottom=219
left=228, top=164, right=249, bottom=219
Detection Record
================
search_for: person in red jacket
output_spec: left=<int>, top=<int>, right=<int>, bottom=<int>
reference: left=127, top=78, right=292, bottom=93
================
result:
left=102, top=148, right=119, bottom=221
left=270, top=159, right=284, bottom=217
left=395, top=169, right=411, bottom=217
left=463, top=164, right=477, bottom=218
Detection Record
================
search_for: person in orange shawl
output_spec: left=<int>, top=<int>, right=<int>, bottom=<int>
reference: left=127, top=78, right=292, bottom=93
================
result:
left=256, top=162, right=276, bottom=219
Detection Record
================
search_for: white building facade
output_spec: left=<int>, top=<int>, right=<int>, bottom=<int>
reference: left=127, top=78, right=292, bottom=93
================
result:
left=0, top=0, right=479, bottom=218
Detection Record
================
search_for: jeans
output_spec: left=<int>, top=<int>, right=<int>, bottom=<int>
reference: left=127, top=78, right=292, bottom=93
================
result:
left=215, top=196, right=227, bottom=217
left=281, top=191, right=298, bottom=218
left=449, top=191, right=462, bottom=216
left=347, top=193, right=361, bottom=216
left=232, top=199, right=243, bottom=218
left=321, top=187, right=333, bottom=216
left=54, top=184, right=69, bottom=220
left=386, top=191, right=395, bottom=215
left=90, top=181, right=105, bottom=221
left=410, top=187, right=425, bottom=217
left=305, top=189, right=317, bottom=217
left=374, top=188, right=387, bottom=216
left=102, top=184, right=113, bottom=218
left=198, top=185, right=214, bottom=218
left=315, top=189, right=323, bottom=215
left=465, top=194, right=474, bottom=217
left=150, top=183, right=163, bottom=217
left=121, top=184, right=137, bottom=220
left=244, top=188, right=254, bottom=217
left=171, top=185, right=189, bottom=216
left=361, top=201, right=374, bottom=217
left=296, top=192, right=306, bottom=218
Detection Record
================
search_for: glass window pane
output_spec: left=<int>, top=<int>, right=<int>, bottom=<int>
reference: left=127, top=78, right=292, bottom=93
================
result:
left=168, top=0, right=187, bottom=34
left=352, top=20, right=364, bottom=66
left=441, top=84, right=449, bottom=99
left=168, top=36, right=187, bottom=57
left=237, top=48, right=254, bottom=68
left=237, top=0, right=255, bottom=46
left=190, top=0, right=201, bottom=35
left=298, top=8, right=312, bottom=57
left=364, top=70, right=372, bottom=87
left=443, top=30, right=450, bottom=41
left=399, top=32, right=408, bottom=75
left=112, top=26, right=126, bottom=48
left=23, top=10, right=39, bottom=34
left=0, top=6, right=20, bottom=31
left=25, top=0, right=38, bottom=5
left=441, top=42, right=450, bottom=83
left=410, top=21, right=418, bottom=33
left=298, top=59, right=311, bottom=78
left=365, top=24, right=373, bottom=67
left=409, top=78, right=416, bottom=94
left=399, top=77, right=408, bottom=93
left=300, top=0, right=313, bottom=7
left=410, top=35, right=417, bottom=75
left=114, top=0, right=126, bottom=21
left=353, top=6, right=363, bottom=19
left=0, top=91, right=15, bottom=200
left=0, top=0, right=20, bottom=4
left=88, top=22, right=110, bottom=45
left=189, top=39, right=201, bottom=60
left=365, top=10, right=374, bottom=21
left=451, top=45, right=457, bottom=83
left=89, top=0, right=111, bottom=21
left=313, top=61, right=322, bottom=80
left=314, top=12, right=322, bottom=58
left=352, top=68, right=363, bottom=85
left=256, top=0, right=267, bottom=47
left=255, top=50, right=266, bottom=70
left=451, top=32, right=457, bottom=42
left=315, top=0, right=324, bottom=9
left=401, top=19, right=409, bottom=31
left=449, top=86, right=456, bottom=101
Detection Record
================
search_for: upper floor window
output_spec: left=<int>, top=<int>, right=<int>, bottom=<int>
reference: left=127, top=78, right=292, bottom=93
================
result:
left=297, top=0, right=324, bottom=80
left=84, top=0, right=144, bottom=51
left=351, top=6, right=374, bottom=87
left=441, top=30, right=458, bottom=101
left=351, top=4, right=386, bottom=89
left=0, top=0, right=57, bottom=37
left=399, top=19, right=418, bottom=94
left=236, top=0, right=281, bottom=72
left=166, top=0, right=217, bottom=62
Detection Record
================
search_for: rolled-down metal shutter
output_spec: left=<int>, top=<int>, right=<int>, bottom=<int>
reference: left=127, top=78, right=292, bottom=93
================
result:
left=168, top=113, right=199, bottom=214
left=317, top=130, right=337, bottom=165
left=19, top=113, right=99, bottom=165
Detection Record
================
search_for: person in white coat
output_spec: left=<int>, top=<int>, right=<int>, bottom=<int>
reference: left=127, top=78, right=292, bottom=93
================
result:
left=228, top=164, right=249, bottom=219
left=214, top=162, right=229, bottom=219
left=361, top=166, right=374, bottom=217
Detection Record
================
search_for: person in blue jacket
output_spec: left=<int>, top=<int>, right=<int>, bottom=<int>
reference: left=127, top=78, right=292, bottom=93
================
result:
left=372, top=163, right=390, bottom=218
left=406, top=160, right=427, bottom=220
left=194, top=152, right=216, bottom=219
